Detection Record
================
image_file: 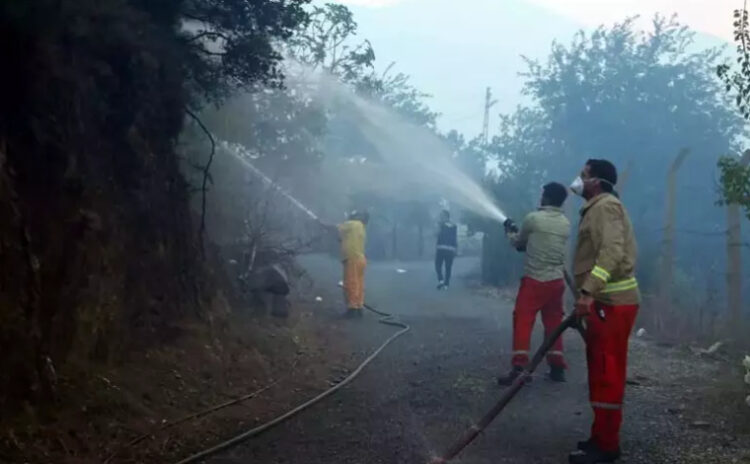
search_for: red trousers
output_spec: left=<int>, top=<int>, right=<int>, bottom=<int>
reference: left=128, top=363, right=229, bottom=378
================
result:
left=511, top=277, right=566, bottom=368
left=585, top=303, right=639, bottom=452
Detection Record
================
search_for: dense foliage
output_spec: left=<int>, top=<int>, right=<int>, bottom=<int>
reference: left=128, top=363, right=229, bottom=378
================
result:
left=476, top=16, right=744, bottom=297
left=203, top=3, right=440, bottom=261
left=0, top=0, right=310, bottom=408
left=717, top=5, right=750, bottom=218
left=1, top=0, right=747, bottom=412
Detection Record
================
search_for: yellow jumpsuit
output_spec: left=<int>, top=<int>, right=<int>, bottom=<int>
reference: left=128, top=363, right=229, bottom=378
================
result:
left=338, top=220, right=367, bottom=309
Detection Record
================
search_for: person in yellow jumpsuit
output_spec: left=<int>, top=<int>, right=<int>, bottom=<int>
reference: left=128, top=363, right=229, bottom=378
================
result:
left=322, top=210, right=370, bottom=318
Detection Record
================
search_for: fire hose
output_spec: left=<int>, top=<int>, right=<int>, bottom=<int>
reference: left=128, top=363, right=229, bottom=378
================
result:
left=162, top=271, right=581, bottom=464
left=428, top=269, right=584, bottom=463
left=171, top=301, right=410, bottom=464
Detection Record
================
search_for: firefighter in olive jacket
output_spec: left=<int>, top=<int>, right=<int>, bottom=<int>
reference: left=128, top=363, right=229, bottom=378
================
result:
left=498, top=182, right=570, bottom=386
left=568, top=159, right=640, bottom=464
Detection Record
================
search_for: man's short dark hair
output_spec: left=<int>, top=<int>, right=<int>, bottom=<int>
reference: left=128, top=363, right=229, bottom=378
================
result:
left=586, top=159, right=618, bottom=193
left=542, top=182, right=568, bottom=207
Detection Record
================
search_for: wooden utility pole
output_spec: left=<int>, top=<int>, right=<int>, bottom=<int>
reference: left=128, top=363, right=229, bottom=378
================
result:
left=658, top=148, right=689, bottom=330
left=481, top=87, right=497, bottom=146
left=726, top=149, right=750, bottom=330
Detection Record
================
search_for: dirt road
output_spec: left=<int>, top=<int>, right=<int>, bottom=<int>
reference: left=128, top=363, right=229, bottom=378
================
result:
left=206, top=255, right=750, bottom=464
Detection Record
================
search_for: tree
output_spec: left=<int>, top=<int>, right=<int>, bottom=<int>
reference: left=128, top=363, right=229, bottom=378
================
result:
left=717, top=4, right=750, bottom=120
left=285, top=3, right=439, bottom=257
left=286, top=2, right=375, bottom=81
left=0, top=0, right=311, bottom=408
left=200, top=85, right=327, bottom=178
left=522, top=16, right=741, bottom=183
left=717, top=3, right=750, bottom=218
left=356, top=63, right=439, bottom=128
left=475, top=16, right=744, bottom=289
left=179, top=0, right=311, bottom=103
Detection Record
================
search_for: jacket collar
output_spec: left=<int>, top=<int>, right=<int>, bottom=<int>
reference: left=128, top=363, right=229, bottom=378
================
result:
left=580, top=193, right=614, bottom=217
left=538, top=206, right=563, bottom=213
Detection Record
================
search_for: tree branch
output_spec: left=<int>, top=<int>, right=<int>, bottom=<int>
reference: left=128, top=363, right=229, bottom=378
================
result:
left=186, top=108, right=216, bottom=256
left=187, top=31, right=230, bottom=43
left=182, top=12, right=210, bottom=23
left=191, top=44, right=227, bottom=57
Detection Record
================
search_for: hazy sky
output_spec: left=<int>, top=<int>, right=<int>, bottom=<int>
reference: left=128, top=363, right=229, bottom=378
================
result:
left=340, top=0, right=738, bottom=41
left=330, top=0, right=737, bottom=137
left=529, top=0, right=737, bottom=41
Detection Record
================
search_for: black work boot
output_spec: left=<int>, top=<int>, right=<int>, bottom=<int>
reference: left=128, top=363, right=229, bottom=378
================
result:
left=343, top=308, right=363, bottom=319
left=577, top=439, right=593, bottom=451
left=548, top=365, right=566, bottom=382
left=497, top=366, right=530, bottom=386
left=568, top=442, right=621, bottom=463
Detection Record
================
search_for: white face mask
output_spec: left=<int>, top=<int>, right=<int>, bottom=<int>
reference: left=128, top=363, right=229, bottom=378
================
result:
left=569, top=176, right=585, bottom=196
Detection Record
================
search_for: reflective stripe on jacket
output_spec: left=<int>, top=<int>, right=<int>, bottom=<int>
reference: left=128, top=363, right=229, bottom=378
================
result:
left=573, top=193, right=640, bottom=305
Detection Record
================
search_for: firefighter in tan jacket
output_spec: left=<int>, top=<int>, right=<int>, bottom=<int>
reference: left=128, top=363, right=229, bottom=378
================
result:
left=568, top=159, right=640, bottom=464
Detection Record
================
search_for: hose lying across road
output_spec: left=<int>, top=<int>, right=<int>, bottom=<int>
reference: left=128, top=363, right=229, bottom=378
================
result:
left=428, top=269, right=584, bottom=463
left=133, top=270, right=578, bottom=464
left=172, top=302, right=410, bottom=464
left=428, top=312, right=579, bottom=463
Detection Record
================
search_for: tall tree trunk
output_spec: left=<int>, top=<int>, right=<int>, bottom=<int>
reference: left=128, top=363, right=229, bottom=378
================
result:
left=0, top=141, right=50, bottom=409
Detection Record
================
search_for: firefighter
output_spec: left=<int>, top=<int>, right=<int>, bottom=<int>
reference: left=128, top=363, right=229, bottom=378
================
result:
left=435, top=209, right=458, bottom=290
left=568, top=159, right=640, bottom=464
left=497, top=182, right=570, bottom=385
left=321, top=210, right=370, bottom=318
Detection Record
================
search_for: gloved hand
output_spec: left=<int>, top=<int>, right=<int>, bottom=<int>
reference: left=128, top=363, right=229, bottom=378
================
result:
left=503, top=218, right=518, bottom=234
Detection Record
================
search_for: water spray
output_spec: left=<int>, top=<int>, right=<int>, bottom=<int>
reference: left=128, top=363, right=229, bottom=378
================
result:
left=177, top=73, right=519, bottom=463
left=288, top=65, right=508, bottom=224
left=170, top=144, right=414, bottom=464
left=220, top=141, right=320, bottom=222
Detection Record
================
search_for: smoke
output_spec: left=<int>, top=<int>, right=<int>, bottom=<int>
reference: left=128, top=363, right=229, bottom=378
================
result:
left=289, top=66, right=508, bottom=223
left=219, top=141, right=320, bottom=221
